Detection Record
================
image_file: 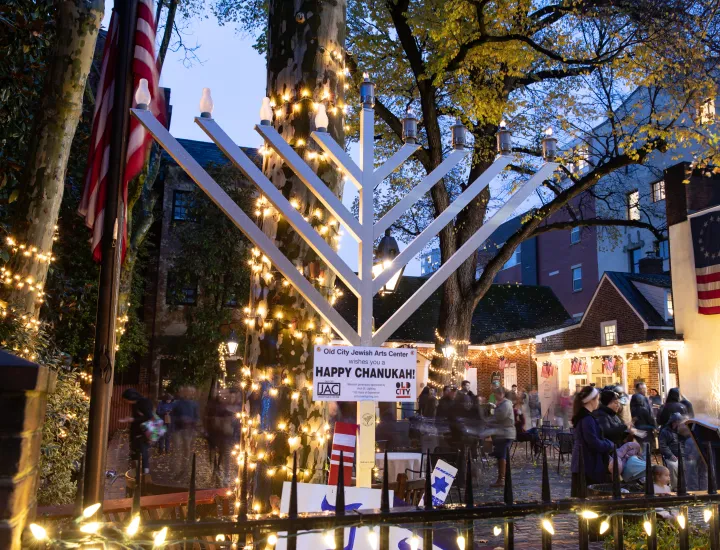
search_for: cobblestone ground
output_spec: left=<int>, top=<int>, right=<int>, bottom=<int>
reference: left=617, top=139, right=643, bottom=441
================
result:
left=104, top=430, right=231, bottom=499
left=466, top=447, right=604, bottom=549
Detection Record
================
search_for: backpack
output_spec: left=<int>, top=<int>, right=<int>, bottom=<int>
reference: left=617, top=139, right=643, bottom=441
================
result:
left=142, top=414, right=167, bottom=442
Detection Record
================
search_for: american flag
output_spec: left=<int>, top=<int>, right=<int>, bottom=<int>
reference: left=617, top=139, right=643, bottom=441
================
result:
left=328, top=422, right=357, bottom=486
left=691, top=206, right=720, bottom=315
left=79, top=0, right=165, bottom=262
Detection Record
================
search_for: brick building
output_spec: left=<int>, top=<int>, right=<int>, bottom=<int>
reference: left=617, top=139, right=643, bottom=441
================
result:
left=534, top=268, right=683, bottom=420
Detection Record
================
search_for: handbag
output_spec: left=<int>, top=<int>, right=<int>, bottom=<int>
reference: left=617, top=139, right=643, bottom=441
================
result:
left=142, top=414, right=167, bottom=442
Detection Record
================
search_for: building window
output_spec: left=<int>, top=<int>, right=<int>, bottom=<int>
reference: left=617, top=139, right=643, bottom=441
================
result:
left=627, top=190, right=640, bottom=221
left=629, top=248, right=643, bottom=273
left=666, top=290, right=674, bottom=320
left=572, top=265, right=582, bottom=292
left=172, top=190, right=195, bottom=221
left=570, top=226, right=581, bottom=244
left=652, top=180, right=666, bottom=203
left=658, top=239, right=669, bottom=260
left=601, top=321, right=618, bottom=346
left=569, top=145, right=590, bottom=174
left=699, top=97, right=716, bottom=125
left=166, top=271, right=197, bottom=305
left=501, top=246, right=521, bottom=270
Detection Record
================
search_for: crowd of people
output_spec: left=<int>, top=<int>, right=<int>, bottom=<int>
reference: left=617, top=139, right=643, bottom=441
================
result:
left=415, top=379, right=704, bottom=494
left=121, top=386, right=242, bottom=485
left=569, top=382, right=704, bottom=496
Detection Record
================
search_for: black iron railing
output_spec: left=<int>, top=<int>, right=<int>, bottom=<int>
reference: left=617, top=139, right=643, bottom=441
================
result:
left=52, top=444, right=720, bottom=550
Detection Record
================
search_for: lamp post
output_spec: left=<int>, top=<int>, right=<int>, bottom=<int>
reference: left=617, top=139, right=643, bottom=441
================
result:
left=226, top=329, right=239, bottom=357
left=442, top=337, right=456, bottom=385
left=373, top=229, right=404, bottom=294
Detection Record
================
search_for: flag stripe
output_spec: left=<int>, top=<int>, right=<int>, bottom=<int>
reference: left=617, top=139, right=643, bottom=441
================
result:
left=79, top=2, right=165, bottom=263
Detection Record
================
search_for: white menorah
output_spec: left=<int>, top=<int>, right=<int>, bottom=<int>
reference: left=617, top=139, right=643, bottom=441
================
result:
left=131, top=77, right=558, bottom=486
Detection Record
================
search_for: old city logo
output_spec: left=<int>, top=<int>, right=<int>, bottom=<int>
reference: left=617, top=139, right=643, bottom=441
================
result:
left=395, top=381, right=412, bottom=398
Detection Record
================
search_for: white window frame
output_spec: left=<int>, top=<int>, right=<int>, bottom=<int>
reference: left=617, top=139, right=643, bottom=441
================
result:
left=665, top=290, right=674, bottom=320
left=601, top=320, right=618, bottom=346
left=572, top=264, right=582, bottom=292
left=652, top=180, right=666, bottom=203
left=570, top=226, right=581, bottom=244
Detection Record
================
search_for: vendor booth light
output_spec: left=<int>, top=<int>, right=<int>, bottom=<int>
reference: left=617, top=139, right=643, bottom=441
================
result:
left=373, top=229, right=404, bottom=294
left=226, top=329, right=239, bottom=356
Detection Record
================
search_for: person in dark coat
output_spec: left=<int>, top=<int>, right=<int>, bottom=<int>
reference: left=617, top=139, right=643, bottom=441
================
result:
left=657, top=388, right=688, bottom=427
left=649, top=388, right=662, bottom=408
left=658, top=412, right=684, bottom=489
left=121, top=388, right=154, bottom=474
left=593, top=390, right=630, bottom=446
left=630, top=383, right=656, bottom=442
left=680, top=392, right=695, bottom=418
left=436, top=385, right=456, bottom=419
left=418, top=386, right=437, bottom=417
left=571, top=386, right=615, bottom=495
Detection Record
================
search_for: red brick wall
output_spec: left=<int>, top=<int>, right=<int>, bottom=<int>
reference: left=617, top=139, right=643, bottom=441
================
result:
left=537, top=277, right=649, bottom=352
left=467, top=348, right=537, bottom=400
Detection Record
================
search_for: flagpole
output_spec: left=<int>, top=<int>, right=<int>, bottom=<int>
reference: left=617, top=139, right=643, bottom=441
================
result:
left=83, top=0, right=139, bottom=508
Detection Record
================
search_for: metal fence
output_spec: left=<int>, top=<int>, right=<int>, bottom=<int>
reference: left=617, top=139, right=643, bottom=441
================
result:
left=53, top=443, right=720, bottom=550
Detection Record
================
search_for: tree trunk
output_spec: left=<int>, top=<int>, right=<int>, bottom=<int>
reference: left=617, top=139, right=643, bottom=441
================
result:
left=1, top=0, right=103, bottom=316
left=249, top=0, right=346, bottom=500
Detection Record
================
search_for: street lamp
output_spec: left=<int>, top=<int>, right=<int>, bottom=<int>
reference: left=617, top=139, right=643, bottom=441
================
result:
left=226, top=329, right=239, bottom=356
left=372, top=229, right=404, bottom=294
left=442, top=336, right=455, bottom=359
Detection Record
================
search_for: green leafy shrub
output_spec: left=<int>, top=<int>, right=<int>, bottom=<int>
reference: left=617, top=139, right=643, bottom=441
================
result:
left=604, top=517, right=709, bottom=549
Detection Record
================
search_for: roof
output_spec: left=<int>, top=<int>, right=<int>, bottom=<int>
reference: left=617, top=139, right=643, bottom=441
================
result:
left=334, top=276, right=571, bottom=345
left=162, top=139, right=260, bottom=169
left=604, top=271, right=673, bottom=328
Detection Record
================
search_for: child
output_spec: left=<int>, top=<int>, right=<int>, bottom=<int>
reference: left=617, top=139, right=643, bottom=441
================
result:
left=652, top=465, right=676, bottom=521
left=652, top=464, right=672, bottom=494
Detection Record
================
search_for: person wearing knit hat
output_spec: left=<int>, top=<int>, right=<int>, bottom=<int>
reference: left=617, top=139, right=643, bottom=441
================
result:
left=570, top=386, right=615, bottom=496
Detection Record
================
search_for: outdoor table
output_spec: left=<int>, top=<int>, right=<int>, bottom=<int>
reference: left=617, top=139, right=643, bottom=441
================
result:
left=375, top=451, right=424, bottom=481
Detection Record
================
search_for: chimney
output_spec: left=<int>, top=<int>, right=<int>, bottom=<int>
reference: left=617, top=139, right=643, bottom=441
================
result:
left=638, top=251, right=664, bottom=275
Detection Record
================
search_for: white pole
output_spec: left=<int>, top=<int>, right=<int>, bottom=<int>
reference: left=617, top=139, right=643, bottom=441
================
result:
left=356, top=106, right=376, bottom=488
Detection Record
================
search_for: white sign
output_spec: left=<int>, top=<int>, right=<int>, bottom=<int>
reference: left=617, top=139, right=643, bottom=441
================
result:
left=278, top=482, right=442, bottom=550
left=313, top=345, right=416, bottom=402
left=418, top=459, right=458, bottom=507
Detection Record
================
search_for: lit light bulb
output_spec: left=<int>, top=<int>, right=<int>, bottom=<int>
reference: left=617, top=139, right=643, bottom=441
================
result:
left=643, top=520, right=652, bottom=536
left=492, top=526, right=502, bottom=537
left=705, top=508, right=713, bottom=523
left=134, top=78, right=151, bottom=108
left=368, top=530, right=378, bottom=550
left=80, top=522, right=102, bottom=534
left=153, top=526, right=168, bottom=547
left=677, top=514, right=686, bottom=529
left=315, top=103, right=329, bottom=131
left=500, top=119, right=506, bottom=128
left=545, top=127, right=553, bottom=136
left=581, top=510, right=598, bottom=520
left=29, top=524, right=47, bottom=541
left=456, top=534, right=466, bottom=550
left=260, top=97, right=274, bottom=124
left=599, top=521, right=609, bottom=535
left=323, top=531, right=336, bottom=549
left=409, top=535, right=419, bottom=550
left=268, top=533, right=278, bottom=546
left=83, top=503, right=102, bottom=518
left=126, top=514, right=141, bottom=537
left=199, top=87, right=213, bottom=117
left=542, top=519, right=554, bottom=535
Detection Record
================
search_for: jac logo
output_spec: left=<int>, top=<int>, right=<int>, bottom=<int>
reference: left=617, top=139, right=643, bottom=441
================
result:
left=396, top=381, right=412, bottom=399
left=318, top=383, right=341, bottom=397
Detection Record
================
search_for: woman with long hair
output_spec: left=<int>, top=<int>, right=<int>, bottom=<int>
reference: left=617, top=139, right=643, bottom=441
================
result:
left=571, top=386, right=615, bottom=496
